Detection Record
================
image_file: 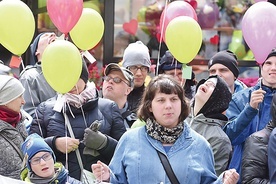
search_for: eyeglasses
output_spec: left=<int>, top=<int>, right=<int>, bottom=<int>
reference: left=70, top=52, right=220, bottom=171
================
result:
left=103, top=76, right=130, bottom=86
left=30, top=152, right=52, bottom=165
left=128, top=66, right=149, bottom=73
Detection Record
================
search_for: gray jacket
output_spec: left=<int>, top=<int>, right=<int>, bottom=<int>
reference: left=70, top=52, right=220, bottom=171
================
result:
left=19, top=63, right=56, bottom=117
left=0, top=112, right=28, bottom=179
left=190, top=113, right=232, bottom=176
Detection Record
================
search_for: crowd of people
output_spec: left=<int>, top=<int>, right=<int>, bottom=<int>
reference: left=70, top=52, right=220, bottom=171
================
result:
left=0, top=31, right=276, bottom=184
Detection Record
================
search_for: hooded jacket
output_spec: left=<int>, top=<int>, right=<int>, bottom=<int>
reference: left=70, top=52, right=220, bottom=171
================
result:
left=225, top=80, right=276, bottom=182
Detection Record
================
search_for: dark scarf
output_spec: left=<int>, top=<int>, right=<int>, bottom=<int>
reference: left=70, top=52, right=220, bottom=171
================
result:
left=0, top=106, right=21, bottom=128
left=145, top=118, right=184, bottom=144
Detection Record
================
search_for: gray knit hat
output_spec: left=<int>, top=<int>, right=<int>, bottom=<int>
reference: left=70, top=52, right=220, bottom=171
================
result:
left=0, top=75, right=25, bottom=105
left=122, top=41, right=151, bottom=68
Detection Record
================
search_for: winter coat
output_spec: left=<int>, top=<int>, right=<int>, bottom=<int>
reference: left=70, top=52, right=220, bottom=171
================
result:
left=21, top=162, right=82, bottom=184
left=225, top=80, right=276, bottom=181
left=109, top=123, right=225, bottom=184
left=268, top=127, right=276, bottom=183
left=241, top=121, right=274, bottom=184
left=29, top=94, right=126, bottom=180
left=19, top=63, right=56, bottom=117
left=0, top=112, right=28, bottom=179
left=190, top=114, right=232, bottom=176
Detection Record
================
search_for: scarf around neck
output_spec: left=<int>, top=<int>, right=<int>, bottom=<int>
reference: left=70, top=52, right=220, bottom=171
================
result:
left=0, top=105, right=21, bottom=127
left=145, top=118, right=184, bottom=144
left=63, top=82, right=97, bottom=108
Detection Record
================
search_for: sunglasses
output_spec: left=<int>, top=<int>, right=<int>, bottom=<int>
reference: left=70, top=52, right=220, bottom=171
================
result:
left=103, top=76, right=130, bottom=86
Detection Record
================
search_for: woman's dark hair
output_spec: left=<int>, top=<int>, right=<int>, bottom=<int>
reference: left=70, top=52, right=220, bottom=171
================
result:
left=137, top=74, right=189, bottom=123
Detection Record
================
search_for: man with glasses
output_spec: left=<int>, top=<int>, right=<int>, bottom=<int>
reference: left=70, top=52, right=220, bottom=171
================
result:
left=102, top=63, right=135, bottom=129
left=122, top=41, right=151, bottom=114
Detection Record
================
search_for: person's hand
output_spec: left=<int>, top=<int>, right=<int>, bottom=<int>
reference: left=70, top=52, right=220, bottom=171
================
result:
left=249, top=88, right=266, bottom=109
left=83, top=121, right=107, bottom=150
left=223, top=169, right=239, bottom=184
left=55, top=137, right=79, bottom=153
left=92, top=160, right=110, bottom=182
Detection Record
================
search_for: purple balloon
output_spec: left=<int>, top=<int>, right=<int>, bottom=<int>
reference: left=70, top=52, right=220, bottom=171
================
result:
left=197, top=1, right=219, bottom=29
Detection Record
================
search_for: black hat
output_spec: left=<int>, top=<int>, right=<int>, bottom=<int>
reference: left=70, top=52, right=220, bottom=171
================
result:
left=195, top=75, right=232, bottom=117
left=29, top=33, right=45, bottom=65
left=158, top=50, right=182, bottom=74
left=208, top=50, right=239, bottom=78
left=265, top=48, right=276, bottom=61
left=80, top=60, right=89, bottom=83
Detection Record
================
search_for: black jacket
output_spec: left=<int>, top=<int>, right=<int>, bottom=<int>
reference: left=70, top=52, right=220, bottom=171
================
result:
left=242, top=121, right=275, bottom=184
left=29, top=94, right=126, bottom=180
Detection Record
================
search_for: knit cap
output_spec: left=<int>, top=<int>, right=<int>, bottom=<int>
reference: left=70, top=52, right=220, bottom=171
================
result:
left=122, top=41, right=151, bottom=68
left=208, top=50, right=239, bottom=78
left=21, top=133, right=56, bottom=171
left=158, top=50, right=182, bottom=74
left=29, top=33, right=45, bottom=65
left=195, top=75, right=232, bottom=117
left=265, top=48, right=276, bottom=61
left=0, top=75, right=25, bottom=105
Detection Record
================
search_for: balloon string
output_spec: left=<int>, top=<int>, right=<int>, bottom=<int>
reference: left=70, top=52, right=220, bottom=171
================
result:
left=156, top=0, right=170, bottom=76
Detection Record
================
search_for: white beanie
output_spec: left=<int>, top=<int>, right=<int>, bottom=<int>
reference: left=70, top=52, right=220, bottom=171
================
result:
left=122, top=41, right=151, bottom=68
left=0, top=75, right=25, bottom=105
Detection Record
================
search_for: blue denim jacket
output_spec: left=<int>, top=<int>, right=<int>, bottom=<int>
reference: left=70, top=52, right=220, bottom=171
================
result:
left=109, top=123, right=224, bottom=184
left=225, top=80, right=276, bottom=182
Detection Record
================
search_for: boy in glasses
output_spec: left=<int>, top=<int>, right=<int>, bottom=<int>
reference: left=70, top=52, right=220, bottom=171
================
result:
left=122, top=41, right=151, bottom=114
left=102, top=63, right=135, bottom=129
left=20, top=133, right=82, bottom=184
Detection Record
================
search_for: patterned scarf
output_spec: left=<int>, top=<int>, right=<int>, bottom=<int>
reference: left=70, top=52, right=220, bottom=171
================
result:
left=63, top=82, right=97, bottom=108
left=0, top=105, right=21, bottom=127
left=145, top=118, right=184, bottom=144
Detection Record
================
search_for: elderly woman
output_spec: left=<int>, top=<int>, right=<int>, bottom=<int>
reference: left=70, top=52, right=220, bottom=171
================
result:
left=0, top=75, right=28, bottom=179
left=92, top=74, right=239, bottom=184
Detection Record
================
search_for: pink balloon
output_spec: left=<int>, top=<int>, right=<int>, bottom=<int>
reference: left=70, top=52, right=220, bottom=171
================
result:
left=47, top=0, right=83, bottom=34
left=242, top=2, right=276, bottom=64
left=160, top=1, right=197, bottom=42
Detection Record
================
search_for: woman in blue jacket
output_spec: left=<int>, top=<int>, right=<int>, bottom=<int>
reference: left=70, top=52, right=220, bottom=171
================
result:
left=92, top=74, right=239, bottom=184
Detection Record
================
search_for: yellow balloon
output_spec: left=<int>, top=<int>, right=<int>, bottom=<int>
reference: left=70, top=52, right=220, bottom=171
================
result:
left=70, top=8, right=104, bottom=51
left=42, top=40, right=82, bottom=94
left=165, top=16, right=202, bottom=64
left=0, top=0, right=35, bottom=56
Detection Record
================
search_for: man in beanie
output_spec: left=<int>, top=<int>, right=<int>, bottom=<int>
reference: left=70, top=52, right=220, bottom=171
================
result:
left=20, top=133, right=82, bottom=183
left=208, top=50, right=247, bottom=94
left=122, top=41, right=151, bottom=113
left=19, top=32, right=57, bottom=117
left=0, top=75, right=28, bottom=179
left=29, top=61, right=126, bottom=180
left=158, top=50, right=197, bottom=100
left=225, top=48, right=276, bottom=183
left=190, top=75, right=232, bottom=176
left=102, top=63, right=135, bottom=128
